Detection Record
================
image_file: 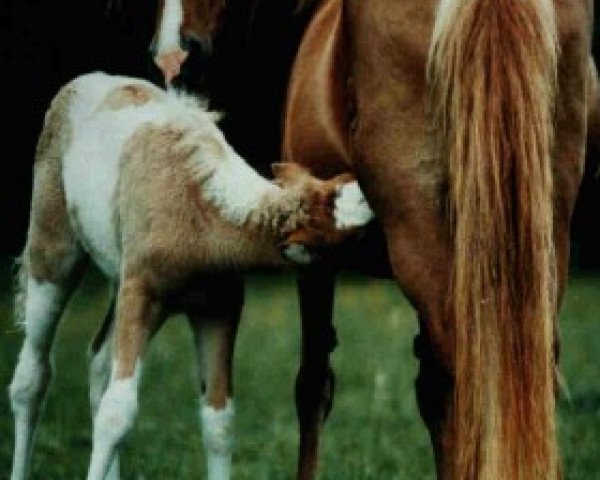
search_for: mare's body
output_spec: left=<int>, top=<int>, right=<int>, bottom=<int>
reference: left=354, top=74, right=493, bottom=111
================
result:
left=153, top=1, right=596, bottom=479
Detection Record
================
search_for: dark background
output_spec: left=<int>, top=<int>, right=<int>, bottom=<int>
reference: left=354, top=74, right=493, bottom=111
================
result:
left=0, top=1, right=598, bottom=271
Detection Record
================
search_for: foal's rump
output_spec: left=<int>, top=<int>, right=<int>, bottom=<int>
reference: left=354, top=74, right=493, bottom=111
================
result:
left=55, top=73, right=218, bottom=278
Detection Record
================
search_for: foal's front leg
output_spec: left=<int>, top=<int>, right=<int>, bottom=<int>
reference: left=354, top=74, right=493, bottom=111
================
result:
left=188, top=279, right=243, bottom=480
left=86, top=278, right=161, bottom=480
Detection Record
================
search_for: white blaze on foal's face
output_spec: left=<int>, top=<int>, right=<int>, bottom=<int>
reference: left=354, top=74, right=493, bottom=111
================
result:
left=334, top=181, right=375, bottom=230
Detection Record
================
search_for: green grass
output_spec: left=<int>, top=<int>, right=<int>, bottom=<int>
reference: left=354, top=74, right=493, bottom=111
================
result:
left=0, top=259, right=599, bottom=479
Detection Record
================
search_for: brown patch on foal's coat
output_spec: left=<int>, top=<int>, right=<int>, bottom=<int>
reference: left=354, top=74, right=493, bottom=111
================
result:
left=26, top=85, right=80, bottom=283
left=99, top=84, right=164, bottom=111
left=116, top=122, right=288, bottom=295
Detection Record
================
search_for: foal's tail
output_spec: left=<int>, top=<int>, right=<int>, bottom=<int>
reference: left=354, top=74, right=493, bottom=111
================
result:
left=428, top=1, right=559, bottom=478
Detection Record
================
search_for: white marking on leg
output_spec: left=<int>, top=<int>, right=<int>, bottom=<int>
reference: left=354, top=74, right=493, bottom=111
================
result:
left=156, top=0, right=184, bottom=55
left=89, top=327, right=120, bottom=480
left=283, top=244, right=314, bottom=265
left=10, top=279, right=65, bottom=480
left=23, top=279, right=65, bottom=344
left=334, top=181, right=374, bottom=230
left=9, top=342, right=50, bottom=480
left=87, top=362, right=142, bottom=480
left=89, top=339, right=113, bottom=420
left=201, top=399, right=234, bottom=480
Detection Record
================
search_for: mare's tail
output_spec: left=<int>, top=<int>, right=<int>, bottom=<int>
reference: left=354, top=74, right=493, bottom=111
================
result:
left=428, top=0, right=559, bottom=478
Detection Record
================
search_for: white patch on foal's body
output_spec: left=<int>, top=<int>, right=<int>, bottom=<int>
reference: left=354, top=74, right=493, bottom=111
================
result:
left=201, top=399, right=235, bottom=480
left=334, top=181, right=374, bottom=230
left=63, top=74, right=171, bottom=278
left=156, top=0, right=184, bottom=55
left=63, top=111, right=132, bottom=279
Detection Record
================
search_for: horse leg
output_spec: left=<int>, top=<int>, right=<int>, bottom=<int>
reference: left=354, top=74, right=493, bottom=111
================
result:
left=88, top=298, right=120, bottom=480
left=86, top=278, right=162, bottom=480
left=188, top=277, right=243, bottom=480
left=9, top=158, right=85, bottom=480
left=412, top=319, right=453, bottom=478
left=295, top=267, right=337, bottom=480
left=9, top=259, right=84, bottom=480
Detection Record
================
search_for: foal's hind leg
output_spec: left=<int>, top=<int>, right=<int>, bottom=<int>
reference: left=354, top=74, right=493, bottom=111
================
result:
left=188, top=276, right=243, bottom=480
left=9, top=264, right=82, bottom=480
left=87, top=277, right=162, bottom=480
left=9, top=155, right=84, bottom=480
left=88, top=298, right=120, bottom=480
left=295, top=267, right=337, bottom=480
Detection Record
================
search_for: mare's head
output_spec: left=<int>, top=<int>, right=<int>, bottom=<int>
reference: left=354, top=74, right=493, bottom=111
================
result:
left=271, top=162, right=373, bottom=259
left=153, top=0, right=227, bottom=83
left=178, top=0, right=227, bottom=48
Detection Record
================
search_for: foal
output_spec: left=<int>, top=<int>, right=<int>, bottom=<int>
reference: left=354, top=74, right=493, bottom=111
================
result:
left=8, top=72, right=373, bottom=480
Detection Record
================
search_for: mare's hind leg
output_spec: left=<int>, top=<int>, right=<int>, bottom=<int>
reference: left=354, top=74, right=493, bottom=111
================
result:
left=188, top=276, right=243, bottom=480
left=86, top=277, right=162, bottom=480
left=9, top=153, right=85, bottom=480
left=88, top=298, right=120, bottom=480
left=295, top=267, right=337, bottom=480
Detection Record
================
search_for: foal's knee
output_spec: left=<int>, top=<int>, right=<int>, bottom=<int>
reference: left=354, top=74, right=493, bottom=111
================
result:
left=10, top=276, right=69, bottom=412
left=9, top=342, right=51, bottom=416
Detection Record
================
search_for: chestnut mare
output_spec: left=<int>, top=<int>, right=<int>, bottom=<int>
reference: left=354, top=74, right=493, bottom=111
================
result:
left=153, top=0, right=596, bottom=479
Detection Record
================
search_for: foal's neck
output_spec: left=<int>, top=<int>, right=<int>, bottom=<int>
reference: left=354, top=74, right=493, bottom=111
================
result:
left=195, top=147, right=305, bottom=243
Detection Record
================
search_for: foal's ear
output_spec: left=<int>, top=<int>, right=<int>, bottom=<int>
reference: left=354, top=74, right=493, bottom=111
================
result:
left=328, top=172, right=356, bottom=188
left=271, top=162, right=310, bottom=185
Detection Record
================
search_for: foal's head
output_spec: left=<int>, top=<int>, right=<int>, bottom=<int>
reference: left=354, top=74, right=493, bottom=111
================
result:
left=272, top=162, right=373, bottom=253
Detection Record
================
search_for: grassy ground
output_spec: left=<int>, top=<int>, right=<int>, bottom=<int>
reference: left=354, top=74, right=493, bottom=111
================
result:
left=0, top=259, right=599, bottom=479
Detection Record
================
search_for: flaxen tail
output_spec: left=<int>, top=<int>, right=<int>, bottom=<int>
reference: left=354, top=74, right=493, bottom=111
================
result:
left=428, top=0, right=559, bottom=478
